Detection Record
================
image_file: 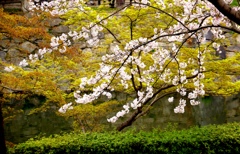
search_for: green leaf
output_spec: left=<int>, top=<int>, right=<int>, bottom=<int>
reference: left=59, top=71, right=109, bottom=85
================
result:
left=231, top=0, right=239, bottom=7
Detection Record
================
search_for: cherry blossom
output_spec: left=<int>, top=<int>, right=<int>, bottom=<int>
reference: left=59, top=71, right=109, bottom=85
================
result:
left=58, top=102, right=73, bottom=113
left=168, top=97, right=174, bottom=103
left=4, top=66, right=15, bottom=72
left=19, top=59, right=28, bottom=67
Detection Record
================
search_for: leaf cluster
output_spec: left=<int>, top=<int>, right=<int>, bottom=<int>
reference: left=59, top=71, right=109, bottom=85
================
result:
left=61, top=100, right=119, bottom=132
left=0, top=8, right=50, bottom=40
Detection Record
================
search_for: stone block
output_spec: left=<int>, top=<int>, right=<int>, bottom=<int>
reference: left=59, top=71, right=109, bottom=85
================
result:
left=75, top=41, right=87, bottom=49
left=20, top=41, right=38, bottom=53
left=227, top=116, right=240, bottom=122
left=143, top=118, right=154, bottom=123
left=236, top=35, right=240, bottom=43
left=226, top=45, right=240, bottom=52
left=9, top=56, right=24, bottom=65
left=155, top=118, right=166, bottom=124
left=22, top=127, right=39, bottom=136
left=48, top=18, right=62, bottom=27
left=7, top=48, right=20, bottom=57
left=0, top=51, right=6, bottom=61
left=226, top=51, right=236, bottom=58
left=227, top=109, right=236, bottom=117
left=227, top=99, right=239, bottom=109
left=162, top=106, right=171, bottom=116
left=0, top=39, right=11, bottom=48
left=116, top=92, right=127, bottom=101
left=13, top=38, right=23, bottom=43
left=52, top=25, right=69, bottom=34
left=237, top=107, right=240, bottom=115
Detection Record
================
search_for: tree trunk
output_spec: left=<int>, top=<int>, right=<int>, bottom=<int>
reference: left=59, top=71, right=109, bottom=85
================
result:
left=0, top=94, right=6, bottom=154
left=117, top=107, right=142, bottom=131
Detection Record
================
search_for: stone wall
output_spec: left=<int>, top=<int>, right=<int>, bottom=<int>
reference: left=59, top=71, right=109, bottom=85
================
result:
left=4, top=107, right=73, bottom=143
left=0, top=0, right=23, bottom=10
left=116, top=94, right=240, bottom=131
left=3, top=95, right=73, bottom=143
left=4, top=92, right=240, bottom=143
left=0, top=15, right=71, bottom=143
left=0, top=17, right=69, bottom=64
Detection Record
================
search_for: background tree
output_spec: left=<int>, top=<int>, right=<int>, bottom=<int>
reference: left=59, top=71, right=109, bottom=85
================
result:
left=0, top=8, right=52, bottom=153
left=0, top=7, right=115, bottom=153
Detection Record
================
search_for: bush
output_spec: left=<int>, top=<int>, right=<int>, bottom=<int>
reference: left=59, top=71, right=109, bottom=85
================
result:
left=8, top=123, right=240, bottom=154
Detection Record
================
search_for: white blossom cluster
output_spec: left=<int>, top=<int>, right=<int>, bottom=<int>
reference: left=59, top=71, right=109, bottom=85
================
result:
left=58, top=102, right=73, bottom=113
left=108, top=87, right=154, bottom=123
left=4, top=66, right=15, bottom=72
left=82, top=23, right=104, bottom=47
left=18, top=22, right=103, bottom=68
left=172, top=49, right=206, bottom=113
left=18, top=33, right=71, bottom=66
left=133, top=0, right=149, bottom=8
left=28, top=0, right=85, bottom=16
left=72, top=63, right=116, bottom=105
left=107, top=104, right=130, bottom=123
left=22, top=0, right=240, bottom=123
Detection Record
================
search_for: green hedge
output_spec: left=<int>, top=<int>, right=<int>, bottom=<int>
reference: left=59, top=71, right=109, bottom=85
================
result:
left=8, top=123, right=240, bottom=154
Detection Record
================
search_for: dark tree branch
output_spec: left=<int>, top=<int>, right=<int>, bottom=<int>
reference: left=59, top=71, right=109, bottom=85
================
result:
left=117, top=107, right=142, bottom=131
left=207, top=0, right=240, bottom=25
left=0, top=93, right=6, bottom=154
left=135, top=91, right=176, bottom=119
left=116, top=72, right=199, bottom=131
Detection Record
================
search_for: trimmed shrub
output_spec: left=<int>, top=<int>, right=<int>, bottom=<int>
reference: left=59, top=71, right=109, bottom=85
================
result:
left=8, top=123, right=240, bottom=154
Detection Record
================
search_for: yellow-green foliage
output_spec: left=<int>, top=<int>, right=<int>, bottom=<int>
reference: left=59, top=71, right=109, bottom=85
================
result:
left=0, top=6, right=113, bottom=130
left=0, top=8, right=50, bottom=40
left=204, top=52, right=240, bottom=96
left=61, top=100, right=119, bottom=132
left=62, top=5, right=240, bottom=98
